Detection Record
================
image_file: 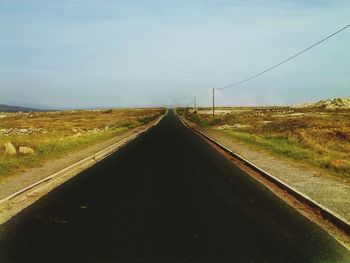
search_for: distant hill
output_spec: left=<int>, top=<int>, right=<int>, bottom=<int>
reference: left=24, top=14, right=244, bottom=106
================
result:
left=295, top=97, right=350, bottom=109
left=0, top=104, right=49, bottom=112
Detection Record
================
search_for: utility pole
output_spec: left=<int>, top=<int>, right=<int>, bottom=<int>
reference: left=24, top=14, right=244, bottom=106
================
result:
left=212, top=87, right=215, bottom=117
left=194, top=96, right=196, bottom=112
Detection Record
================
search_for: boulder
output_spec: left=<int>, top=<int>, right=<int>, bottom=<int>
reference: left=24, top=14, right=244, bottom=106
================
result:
left=19, top=146, right=35, bottom=155
left=4, top=142, right=16, bottom=155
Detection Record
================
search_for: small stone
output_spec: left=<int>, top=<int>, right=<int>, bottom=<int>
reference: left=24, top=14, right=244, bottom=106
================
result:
left=19, top=146, right=35, bottom=155
left=4, top=142, right=16, bottom=155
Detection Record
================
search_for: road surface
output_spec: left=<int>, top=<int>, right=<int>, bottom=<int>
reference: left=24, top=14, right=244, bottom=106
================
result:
left=0, top=110, right=349, bottom=262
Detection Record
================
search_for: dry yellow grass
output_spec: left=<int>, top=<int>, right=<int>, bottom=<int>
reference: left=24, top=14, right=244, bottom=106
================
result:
left=0, top=108, right=165, bottom=178
left=179, top=107, right=350, bottom=177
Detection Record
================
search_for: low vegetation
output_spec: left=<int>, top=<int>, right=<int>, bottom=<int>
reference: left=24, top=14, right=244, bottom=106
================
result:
left=0, top=108, right=165, bottom=178
left=178, top=106, right=350, bottom=177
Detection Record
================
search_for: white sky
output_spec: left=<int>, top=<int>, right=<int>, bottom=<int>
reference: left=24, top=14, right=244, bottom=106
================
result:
left=1, top=0, right=349, bottom=108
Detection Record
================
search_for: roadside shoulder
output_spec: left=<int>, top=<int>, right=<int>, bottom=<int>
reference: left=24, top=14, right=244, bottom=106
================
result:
left=179, top=115, right=350, bottom=248
left=181, top=116, right=350, bottom=222
left=0, top=113, right=165, bottom=224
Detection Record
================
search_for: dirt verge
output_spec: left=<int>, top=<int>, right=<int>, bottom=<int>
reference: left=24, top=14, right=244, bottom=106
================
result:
left=0, top=113, right=165, bottom=224
left=180, top=115, right=350, bottom=250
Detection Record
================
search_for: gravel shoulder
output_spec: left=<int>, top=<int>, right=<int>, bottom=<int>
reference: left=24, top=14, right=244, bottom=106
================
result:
left=182, top=118, right=350, bottom=223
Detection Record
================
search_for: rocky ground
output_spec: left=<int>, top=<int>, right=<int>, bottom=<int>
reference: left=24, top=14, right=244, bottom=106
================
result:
left=295, top=97, right=350, bottom=110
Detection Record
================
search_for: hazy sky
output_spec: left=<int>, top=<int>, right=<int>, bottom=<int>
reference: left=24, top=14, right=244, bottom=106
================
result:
left=1, top=0, right=349, bottom=108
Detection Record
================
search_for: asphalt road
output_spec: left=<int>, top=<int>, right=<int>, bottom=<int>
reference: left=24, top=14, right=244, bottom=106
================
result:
left=0, top=110, right=349, bottom=263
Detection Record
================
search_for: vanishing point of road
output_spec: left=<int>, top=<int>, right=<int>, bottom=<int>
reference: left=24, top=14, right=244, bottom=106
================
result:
left=0, top=110, right=349, bottom=262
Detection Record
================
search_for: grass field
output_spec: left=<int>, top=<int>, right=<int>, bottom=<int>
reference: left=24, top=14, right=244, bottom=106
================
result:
left=178, top=107, right=350, bottom=177
left=0, top=108, right=165, bottom=179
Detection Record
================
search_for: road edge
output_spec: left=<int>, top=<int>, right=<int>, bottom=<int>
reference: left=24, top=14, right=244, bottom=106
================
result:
left=177, top=114, right=350, bottom=237
left=0, top=110, right=168, bottom=224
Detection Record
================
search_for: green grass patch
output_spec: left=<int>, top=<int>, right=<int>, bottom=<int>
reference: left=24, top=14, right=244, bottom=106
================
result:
left=36, top=127, right=126, bottom=157
left=0, top=128, right=127, bottom=179
left=186, top=113, right=211, bottom=127
left=137, top=115, right=157, bottom=124
left=224, top=130, right=314, bottom=161
left=222, top=129, right=349, bottom=177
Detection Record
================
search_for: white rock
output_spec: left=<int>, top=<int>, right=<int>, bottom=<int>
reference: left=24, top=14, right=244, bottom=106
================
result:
left=4, top=142, right=16, bottom=155
left=19, top=146, right=35, bottom=155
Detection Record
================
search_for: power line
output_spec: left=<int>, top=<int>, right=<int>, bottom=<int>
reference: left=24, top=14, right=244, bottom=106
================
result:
left=216, top=24, right=350, bottom=90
